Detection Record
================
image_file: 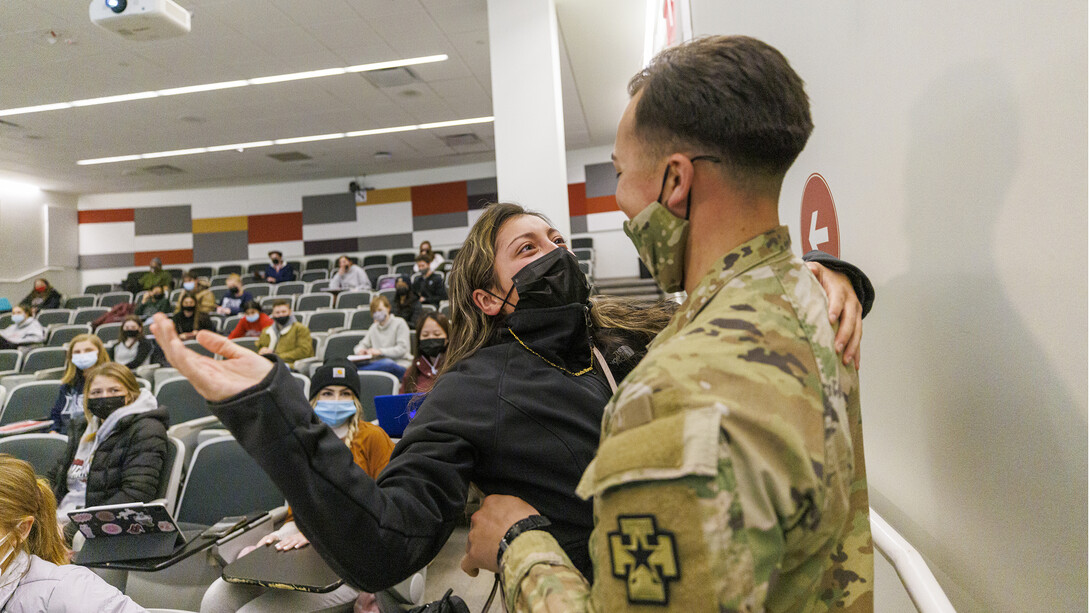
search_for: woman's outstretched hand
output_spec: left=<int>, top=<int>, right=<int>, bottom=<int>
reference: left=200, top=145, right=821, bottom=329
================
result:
left=150, top=313, right=273, bottom=402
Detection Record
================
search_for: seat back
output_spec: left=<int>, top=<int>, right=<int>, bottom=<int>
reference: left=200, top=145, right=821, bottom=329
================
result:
left=246, top=262, right=266, bottom=275
left=274, top=282, right=307, bottom=296
left=377, top=289, right=398, bottom=305
left=362, top=254, right=389, bottom=267
left=259, top=295, right=292, bottom=312
left=175, top=436, right=284, bottom=526
left=322, top=332, right=366, bottom=361
left=243, top=283, right=272, bottom=298
left=306, top=310, right=347, bottom=333
left=84, top=284, right=114, bottom=295
left=156, top=436, right=185, bottom=514
left=47, top=324, right=91, bottom=347
left=349, top=309, right=373, bottom=330
left=356, top=371, right=400, bottom=422
left=304, top=258, right=330, bottom=271
left=0, top=433, right=68, bottom=475
left=232, top=337, right=259, bottom=352
left=393, top=263, right=416, bottom=277
left=73, top=307, right=109, bottom=325
left=20, top=348, right=67, bottom=374
left=94, top=322, right=123, bottom=343
left=36, top=309, right=73, bottom=327
left=155, top=377, right=212, bottom=425
left=221, top=315, right=242, bottom=336
left=188, top=266, right=213, bottom=279
left=0, top=350, right=21, bottom=373
left=1, top=380, right=63, bottom=425
left=296, top=293, right=333, bottom=313
left=300, top=269, right=328, bottom=283
left=64, top=295, right=96, bottom=309
left=290, top=372, right=310, bottom=399
left=209, top=285, right=229, bottom=302
left=363, top=265, right=389, bottom=288
left=335, top=291, right=371, bottom=310
left=217, top=264, right=244, bottom=277
left=98, top=292, right=134, bottom=308
left=390, top=252, right=417, bottom=266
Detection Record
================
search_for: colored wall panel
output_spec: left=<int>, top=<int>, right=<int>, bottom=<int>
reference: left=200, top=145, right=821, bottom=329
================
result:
left=79, top=222, right=135, bottom=255
left=134, top=205, right=191, bottom=235
left=134, top=233, right=192, bottom=252
left=568, top=182, right=587, bottom=217
left=414, top=211, right=468, bottom=232
left=134, top=249, right=192, bottom=266
left=358, top=233, right=414, bottom=251
left=357, top=202, right=414, bottom=237
left=466, top=177, right=498, bottom=210
left=193, top=216, right=247, bottom=234
left=360, top=187, right=412, bottom=205
left=570, top=216, right=588, bottom=234
left=248, top=212, right=303, bottom=244
left=79, top=252, right=134, bottom=269
left=78, top=208, right=134, bottom=224
left=247, top=241, right=303, bottom=260
left=584, top=162, right=618, bottom=198
left=411, top=181, right=468, bottom=217
left=305, top=237, right=359, bottom=256
left=302, top=193, right=356, bottom=225
left=585, top=195, right=619, bottom=215
left=193, top=231, right=249, bottom=263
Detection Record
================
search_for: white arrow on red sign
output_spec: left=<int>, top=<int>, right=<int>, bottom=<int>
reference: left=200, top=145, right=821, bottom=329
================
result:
left=799, top=173, right=840, bottom=258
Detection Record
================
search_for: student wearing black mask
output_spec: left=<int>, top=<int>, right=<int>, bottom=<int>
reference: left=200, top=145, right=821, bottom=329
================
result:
left=215, top=274, right=254, bottom=316
left=400, top=313, right=449, bottom=394
left=49, top=362, right=168, bottom=541
left=107, top=315, right=155, bottom=369
left=390, top=274, right=423, bottom=329
left=136, top=285, right=172, bottom=320
left=171, top=294, right=215, bottom=341
left=256, top=300, right=313, bottom=368
left=149, top=202, right=871, bottom=594
left=263, top=250, right=296, bottom=284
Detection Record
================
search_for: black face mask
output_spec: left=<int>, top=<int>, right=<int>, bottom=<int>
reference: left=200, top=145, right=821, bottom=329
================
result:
left=419, top=338, right=446, bottom=358
left=88, top=395, right=127, bottom=420
left=230, top=287, right=241, bottom=295
left=271, top=258, right=281, bottom=265
left=122, top=329, right=140, bottom=339
left=274, top=315, right=291, bottom=327
left=181, top=308, right=195, bottom=316
left=496, top=248, right=590, bottom=311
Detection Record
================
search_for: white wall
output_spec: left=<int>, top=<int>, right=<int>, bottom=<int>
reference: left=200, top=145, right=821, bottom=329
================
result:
left=0, top=188, right=79, bottom=303
left=691, top=1, right=1087, bottom=611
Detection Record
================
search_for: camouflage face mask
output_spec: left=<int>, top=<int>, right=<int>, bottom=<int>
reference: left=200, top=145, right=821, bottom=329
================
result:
left=623, top=200, right=689, bottom=293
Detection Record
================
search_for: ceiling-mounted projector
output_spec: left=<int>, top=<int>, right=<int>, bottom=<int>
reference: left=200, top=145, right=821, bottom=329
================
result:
left=89, top=0, right=191, bottom=41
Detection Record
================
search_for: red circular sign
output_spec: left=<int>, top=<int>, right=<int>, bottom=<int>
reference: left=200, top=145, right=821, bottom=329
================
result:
left=800, top=173, right=840, bottom=258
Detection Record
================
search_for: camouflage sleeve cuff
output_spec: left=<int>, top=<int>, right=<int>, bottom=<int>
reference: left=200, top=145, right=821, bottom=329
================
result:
left=501, top=529, right=586, bottom=607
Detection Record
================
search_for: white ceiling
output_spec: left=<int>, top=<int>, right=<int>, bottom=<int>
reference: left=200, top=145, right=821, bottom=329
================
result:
left=0, top=0, right=644, bottom=194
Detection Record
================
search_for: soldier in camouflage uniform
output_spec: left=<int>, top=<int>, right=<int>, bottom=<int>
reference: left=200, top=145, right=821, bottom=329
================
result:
left=464, top=35, right=873, bottom=611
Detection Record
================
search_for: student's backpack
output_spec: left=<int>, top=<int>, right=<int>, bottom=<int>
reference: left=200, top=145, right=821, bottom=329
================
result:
left=92, top=302, right=136, bottom=329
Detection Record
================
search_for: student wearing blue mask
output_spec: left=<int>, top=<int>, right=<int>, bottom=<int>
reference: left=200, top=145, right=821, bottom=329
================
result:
left=0, top=305, right=45, bottom=350
left=49, top=335, right=110, bottom=435
left=199, top=358, right=393, bottom=613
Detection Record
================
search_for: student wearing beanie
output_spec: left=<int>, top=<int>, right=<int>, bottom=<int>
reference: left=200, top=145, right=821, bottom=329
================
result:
left=199, top=358, right=394, bottom=613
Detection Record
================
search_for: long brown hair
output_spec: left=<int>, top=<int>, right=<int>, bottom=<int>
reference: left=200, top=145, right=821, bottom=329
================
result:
left=60, top=334, right=109, bottom=386
left=443, top=202, right=676, bottom=373
left=0, top=454, right=69, bottom=569
left=403, top=313, right=450, bottom=393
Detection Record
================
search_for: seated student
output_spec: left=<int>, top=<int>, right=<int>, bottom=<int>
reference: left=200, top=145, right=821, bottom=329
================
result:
left=256, top=300, right=313, bottom=367
left=19, top=278, right=61, bottom=315
left=107, top=315, right=155, bottom=370
left=49, top=335, right=110, bottom=435
left=0, top=305, right=45, bottom=349
left=178, top=271, right=215, bottom=314
left=0, top=455, right=146, bottom=612
left=135, top=284, right=172, bottom=321
left=49, top=362, right=168, bottom=540
left=352, top=295, right=411, bottom=379
left=418, top=240, right=445, bottom=269
left=400, top=313, right=448, bottom=394
left=390, top=274, right=423, bottom=329
left=411, top=255, right=447, bottom=307
left=199, top=359, right=393, bottom=613
left=227, top=301, right=272, bottom=339
left=262, top=251, right=295, bottom=284
left=328, top=255, right=371, bottom=292
left=172, top=294, right=216, bottom=342
left=138, top=257, right=173, bottom=293
left=215, top=274, right=253, bottom=316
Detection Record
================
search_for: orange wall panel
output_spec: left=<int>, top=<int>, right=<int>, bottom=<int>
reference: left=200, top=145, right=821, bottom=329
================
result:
left=248, top=212, right=303, bottom=243
left=78, top=208, right=134, bottom=224
left=411, top=181, right=468, bottom=217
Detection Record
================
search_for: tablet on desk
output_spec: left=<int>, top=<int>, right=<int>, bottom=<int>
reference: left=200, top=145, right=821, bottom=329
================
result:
left=223, top=542, right=344, bottom=593
left=69, top=502, right=185, bottom=564
left=374, top=393, right=424, bottom=438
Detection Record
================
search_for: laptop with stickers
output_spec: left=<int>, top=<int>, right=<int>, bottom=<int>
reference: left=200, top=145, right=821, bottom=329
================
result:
left=69, top=502, right=185, bottom=564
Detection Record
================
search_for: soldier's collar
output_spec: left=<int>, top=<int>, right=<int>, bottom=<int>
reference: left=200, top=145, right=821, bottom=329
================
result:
left=651, top=225, right=792, bottom=349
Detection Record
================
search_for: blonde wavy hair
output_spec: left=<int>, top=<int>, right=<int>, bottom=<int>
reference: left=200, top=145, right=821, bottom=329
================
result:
left=443, top=202, right=675, bottom=373
left=0, top=454, right=69, bottom=570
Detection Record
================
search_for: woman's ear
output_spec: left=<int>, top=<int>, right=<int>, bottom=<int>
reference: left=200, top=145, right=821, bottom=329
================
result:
left=17, top=516, right=33, bottom=540
left=472, top=288, right=503, bottom=317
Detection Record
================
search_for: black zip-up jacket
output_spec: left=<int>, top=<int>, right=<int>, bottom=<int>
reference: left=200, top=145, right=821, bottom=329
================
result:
left=50, top=408, right=170, bottom=507
left=211, top=303, right=613, bottom=591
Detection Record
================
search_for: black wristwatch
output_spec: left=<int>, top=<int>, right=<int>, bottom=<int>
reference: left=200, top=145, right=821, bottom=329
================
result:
left=497, top=515, right=551, bottom=568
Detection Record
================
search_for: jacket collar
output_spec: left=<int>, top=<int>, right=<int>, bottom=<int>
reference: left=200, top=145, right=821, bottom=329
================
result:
left=502, top=302, right=593, bottom=375
left=651, top=225, right=793, bottom=350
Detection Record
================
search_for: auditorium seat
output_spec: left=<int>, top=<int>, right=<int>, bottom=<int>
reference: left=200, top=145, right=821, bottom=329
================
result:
left=335, top=290, right=371, bottom=310
left=63, top=295, right=96, bottom=309
left=155, top=376, right=212, bottom=425
left=391, top=252, right=417, bottom=267
left=97, top=291, right=134, bottom=308
left=83, top=283, right=114, bottom=295
left=73, top=307, right=109, bottom=325
left=36, top=309, right=73, bottom=327
left=296, top=292, right=333, bottom=312
left=95, top=322, right=123, bottom=343
left=47, top=324, right=91, bottom=347
left=0, top=433, right=67, bottom=476
left=0, top=380, right=62, bottom=425
left=20, top=347, right=67, bottom=374
left=357, top=371, right=400, bottom=422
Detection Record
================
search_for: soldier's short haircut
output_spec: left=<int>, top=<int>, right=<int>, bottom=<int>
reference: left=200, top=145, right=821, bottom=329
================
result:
left=628, top=35, right=813, bottom=183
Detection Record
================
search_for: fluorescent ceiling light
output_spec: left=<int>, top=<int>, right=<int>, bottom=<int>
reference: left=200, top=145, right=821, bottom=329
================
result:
left=76, top=115, right=493, bottom=165
left=0, top=54, right=449, bottom=117
left=0, top=178, right=41, bottom=195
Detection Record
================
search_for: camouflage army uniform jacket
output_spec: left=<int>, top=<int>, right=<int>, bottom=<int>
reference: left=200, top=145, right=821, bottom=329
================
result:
left=501, top=226, right=873, bottom=612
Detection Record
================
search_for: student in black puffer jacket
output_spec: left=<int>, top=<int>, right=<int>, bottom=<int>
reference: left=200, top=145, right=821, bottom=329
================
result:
left=50, top=362, right=169, bottom=535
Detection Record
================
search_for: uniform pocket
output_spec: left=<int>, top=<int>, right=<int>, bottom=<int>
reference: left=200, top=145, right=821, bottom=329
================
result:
left=576, top=406, right=721, bottom=499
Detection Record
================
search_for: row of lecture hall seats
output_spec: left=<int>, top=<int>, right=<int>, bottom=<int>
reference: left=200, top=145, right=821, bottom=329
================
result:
left=82, top=240, right=595, bottom=295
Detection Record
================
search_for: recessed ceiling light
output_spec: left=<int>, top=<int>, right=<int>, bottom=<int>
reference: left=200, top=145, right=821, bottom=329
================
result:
left=77, top=116, right=494, bottom=165
left=0, top=54, right=449, bottom=118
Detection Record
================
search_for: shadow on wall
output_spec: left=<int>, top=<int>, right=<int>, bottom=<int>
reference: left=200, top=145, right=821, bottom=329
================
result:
left=870, top=61, right=1087, bottom=612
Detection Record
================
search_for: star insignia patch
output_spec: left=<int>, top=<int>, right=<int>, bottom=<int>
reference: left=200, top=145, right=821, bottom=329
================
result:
left=608, top=515, right=680, bottom=605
